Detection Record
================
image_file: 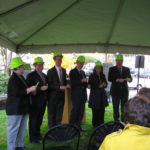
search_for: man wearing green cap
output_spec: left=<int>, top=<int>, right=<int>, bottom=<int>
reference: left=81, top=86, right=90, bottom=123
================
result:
left=26, top=57, right=48, bottom=143
left=47, top=52, right=67, bottom=128
left=108, top=54, right=132, bottom=121
left=69, top=56, right=88, bottom=130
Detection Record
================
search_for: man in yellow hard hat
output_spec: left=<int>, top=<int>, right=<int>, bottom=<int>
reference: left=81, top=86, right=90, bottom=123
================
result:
left=26, top=57, right=48, bottom=144
left=108, top=54, right=132, bottom=121
left=69, top=56, right=88, bottom=130
left=6, top=57, right=37, bottom=150
left=47, top=52, right=67, bottom=128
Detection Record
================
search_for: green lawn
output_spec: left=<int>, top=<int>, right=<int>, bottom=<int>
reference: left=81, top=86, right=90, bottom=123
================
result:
left=0, top=103, right=114, bottom=150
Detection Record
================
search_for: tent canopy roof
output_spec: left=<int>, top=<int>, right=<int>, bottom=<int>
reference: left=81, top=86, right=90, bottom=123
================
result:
left=0, top=0, right=150, bottom=54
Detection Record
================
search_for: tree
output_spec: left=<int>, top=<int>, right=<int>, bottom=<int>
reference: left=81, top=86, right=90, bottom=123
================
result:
left=0, top=46, right=12, bottom=74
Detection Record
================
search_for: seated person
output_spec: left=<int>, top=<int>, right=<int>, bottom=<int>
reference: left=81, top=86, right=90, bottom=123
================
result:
left=139, top=87, right=150, bottom=99
left=99, top=96, right=150, bottom=150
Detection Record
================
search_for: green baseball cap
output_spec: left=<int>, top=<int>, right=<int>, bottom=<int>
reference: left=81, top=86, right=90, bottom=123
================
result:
left=10, top=57, right=25, bottom=69
left=53, top=51, right=63, bottom=59
left=116, top=54, right=123, bottom=61
left=77, top=56, right=85, bottom=63
left=95, top=61, right=103, bottom=67
left=33, top=57, right=44, bottom=64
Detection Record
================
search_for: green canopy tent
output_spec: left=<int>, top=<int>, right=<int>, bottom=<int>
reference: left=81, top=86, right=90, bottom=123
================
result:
left=0, top=0, right=150, bottom=54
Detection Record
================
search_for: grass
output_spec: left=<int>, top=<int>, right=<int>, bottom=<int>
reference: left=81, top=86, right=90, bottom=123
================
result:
left=0, top=103, right=114, bottom=150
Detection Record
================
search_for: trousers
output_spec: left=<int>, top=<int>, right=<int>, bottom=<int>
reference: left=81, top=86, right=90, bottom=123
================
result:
left=7, top=115, right=27, bottom=150
left=112, top=96, right=128, bottom=121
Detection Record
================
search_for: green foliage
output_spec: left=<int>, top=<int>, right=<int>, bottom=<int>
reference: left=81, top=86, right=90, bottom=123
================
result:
left=0, top=72, right=9, bottom=94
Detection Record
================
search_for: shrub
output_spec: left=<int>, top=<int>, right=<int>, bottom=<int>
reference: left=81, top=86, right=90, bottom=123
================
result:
left=0, top=72, right=9, bottom=94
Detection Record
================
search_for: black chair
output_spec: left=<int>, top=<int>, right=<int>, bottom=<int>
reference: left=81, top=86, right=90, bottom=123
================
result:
left=87, top=121, right=124, bottom=150
left=43, top=124, right=80, bottom=150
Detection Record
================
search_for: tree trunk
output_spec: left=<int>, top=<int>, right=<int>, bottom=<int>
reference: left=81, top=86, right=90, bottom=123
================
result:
left=0, top=46, right=13, bottom=74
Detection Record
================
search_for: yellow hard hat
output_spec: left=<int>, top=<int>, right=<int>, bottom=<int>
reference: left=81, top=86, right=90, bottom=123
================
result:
left=33, top=57, right=44, bottom=64
left=77, top=56, right=85, bottom=63
left=53, top=51, right=63, bottom=59
left=10, top=57, right=25, bottom=69
left=116, top=54, right=123, bottom=61
left=95, top=61, right=103, bottom=67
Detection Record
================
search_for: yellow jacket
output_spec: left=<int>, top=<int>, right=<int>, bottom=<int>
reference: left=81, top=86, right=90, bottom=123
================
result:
left=99, top=124, right=150, bottom=150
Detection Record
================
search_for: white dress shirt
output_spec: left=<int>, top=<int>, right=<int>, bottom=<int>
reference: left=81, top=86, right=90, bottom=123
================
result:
left=55, top=65, right=62, bottom=81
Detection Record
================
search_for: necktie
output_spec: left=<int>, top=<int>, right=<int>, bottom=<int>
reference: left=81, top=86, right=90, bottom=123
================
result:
left=80, top=70, right=84, bottom=79
left=59, top=68, right=63, bottom=85
left=40, top=72, right=45, bottom=84
left=118, top=67, right=122, bottom=74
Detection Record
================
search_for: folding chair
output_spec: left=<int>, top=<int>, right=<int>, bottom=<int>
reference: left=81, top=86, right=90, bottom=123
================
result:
left=43, top=124, right=80, bottom=150
left=87, top=121, right=124, bottom=150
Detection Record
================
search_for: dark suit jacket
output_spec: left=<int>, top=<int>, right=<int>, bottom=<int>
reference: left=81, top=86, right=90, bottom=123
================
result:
left=6, top=72, right=29, bottom=115
left=88, top=72, right=107, bottom=109
left=69, top=68, right=87, bottom=102
left=108, top=66, right=132, bottom=97
left=26, top=70, right=47, bottom=108
left=47, top=66, right=67, bottom=103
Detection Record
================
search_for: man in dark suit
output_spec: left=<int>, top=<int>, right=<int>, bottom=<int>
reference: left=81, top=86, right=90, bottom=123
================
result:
left=108, top=54, right=132, bottom=121
left=69, top=56, right=88, bottom=130
left=47, top=52, right=67, bottom=128
left=26, top=57, right=48, bottom=143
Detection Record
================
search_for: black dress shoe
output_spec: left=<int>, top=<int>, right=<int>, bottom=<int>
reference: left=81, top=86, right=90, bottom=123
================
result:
left=37, top=135, right=42, bottom=141
left=30, top=139, right=40, bottom=144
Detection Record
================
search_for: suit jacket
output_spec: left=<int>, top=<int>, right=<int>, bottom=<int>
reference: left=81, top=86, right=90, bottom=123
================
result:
left=6, top=72, right=29, bottom=115
left=69, top=68, right=87, bottom=102
left=108, top=66, right=132, bottom=97
left=47, top=66, right=67, bottom=103
left=26, top=70, right=47, bottom=108
left=88, top=72, right=107, bottom=109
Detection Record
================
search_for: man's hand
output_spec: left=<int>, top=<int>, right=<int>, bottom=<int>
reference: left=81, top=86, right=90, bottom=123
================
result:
left=103, top=83, right=106, bottom=87
left=60, top=86, right=66, bottom=90
left=27, top=85, right=37, bottom=94
left=125, top=78, right=131, bottom=82
left=99, top=84, right=103, bottom=88
left=81, top=78, right=88, bottom=82
left=41, top=85, right=48, bottom=91
left=118, top=78, right=124, bottom=83
left=66, top=84, right=70, bottom=88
